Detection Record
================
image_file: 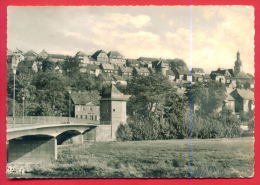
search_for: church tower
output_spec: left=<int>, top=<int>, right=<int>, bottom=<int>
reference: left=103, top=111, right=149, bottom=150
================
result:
left=234, top=51, right=242, bottom=75
left=100, top=84, right=130, bottom=140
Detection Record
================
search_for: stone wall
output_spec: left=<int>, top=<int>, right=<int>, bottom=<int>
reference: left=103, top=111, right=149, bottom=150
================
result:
left=95, top=125, right=113, bottom=141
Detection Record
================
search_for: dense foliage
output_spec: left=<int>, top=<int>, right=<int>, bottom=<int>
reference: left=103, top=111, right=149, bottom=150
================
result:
left=7, top=57, right=104, bottom=117
left=117, top=74, right=244, bottom=140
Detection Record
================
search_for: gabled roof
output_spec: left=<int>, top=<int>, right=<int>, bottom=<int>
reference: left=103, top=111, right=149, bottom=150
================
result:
left=192, top=74, right=203, bottom=78
left=92, top=50, right=107, bottom=59
left=191, top=68, right=204, bottom=73
left=230, top=89, right=254, bottom=100
left=134, top=67, right=150, bottom=74
left=119, top=66, right=133, bottom=73
left=234, top=72, right=251, bottom=79
left=212, top=68, right=233, bottom=77
left=71, top=91, right=100, bottom=105
left=75, top=51, right=88, bottom=57
left=101, top=63, right=114, bottom=70
left=107, top=51, right=123, bottom=58
left=101, top=84, right=130, bottom=100
left=126, top=59, right=139, bottom=65
left=24, top=50, right=38, bottom=57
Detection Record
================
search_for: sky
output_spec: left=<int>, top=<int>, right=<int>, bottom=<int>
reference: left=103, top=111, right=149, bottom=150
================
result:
left=7, top=6, right=254, bottom=74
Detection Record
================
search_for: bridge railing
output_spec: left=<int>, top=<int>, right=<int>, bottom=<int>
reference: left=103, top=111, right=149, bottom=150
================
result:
left=7, top=116, right=99, bottom=128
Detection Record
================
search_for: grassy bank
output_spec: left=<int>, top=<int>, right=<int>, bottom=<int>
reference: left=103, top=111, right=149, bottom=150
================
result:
left=24, top=137, right=254, bottom=178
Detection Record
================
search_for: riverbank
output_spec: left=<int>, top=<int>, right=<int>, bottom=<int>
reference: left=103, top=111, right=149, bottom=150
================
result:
left=8, top=137, right=254, bottom=178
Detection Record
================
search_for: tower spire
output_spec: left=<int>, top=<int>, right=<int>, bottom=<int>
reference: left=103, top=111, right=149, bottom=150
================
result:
left=234, top=50, right=242, bottom=75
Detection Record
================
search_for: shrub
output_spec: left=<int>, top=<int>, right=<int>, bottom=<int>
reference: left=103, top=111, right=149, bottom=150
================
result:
left=116, top=124, right=133, bottom=141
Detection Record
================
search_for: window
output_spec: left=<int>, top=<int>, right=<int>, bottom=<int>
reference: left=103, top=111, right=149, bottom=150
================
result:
left=113, top=109, right=115, bottom=112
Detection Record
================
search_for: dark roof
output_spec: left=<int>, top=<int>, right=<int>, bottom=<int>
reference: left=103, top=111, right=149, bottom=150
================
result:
left=71, top=91, right=100, bottom=105
left=119, top=66, right=133, bottom=73
left=107, top=51, right=123, bottom=58
left=91, top=50, right=107, bottom=59
left=101, top=84, right=130, bottom=100
left=212, top=68, right=233, bottom=77
left=191, top=68, right=204, bottom=73
left=166, top=70, right=175, bottom=76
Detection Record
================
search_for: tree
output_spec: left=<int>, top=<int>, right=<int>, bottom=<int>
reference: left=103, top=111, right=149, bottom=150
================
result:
left=127, top=74, right=172, bottom=121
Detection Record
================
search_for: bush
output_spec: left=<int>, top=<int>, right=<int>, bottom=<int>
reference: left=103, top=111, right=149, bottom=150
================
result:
left=116, top=124, right=133, bottom=141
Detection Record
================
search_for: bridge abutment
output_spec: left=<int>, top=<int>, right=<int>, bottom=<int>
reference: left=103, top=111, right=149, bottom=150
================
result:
left=7, top=136, right=57, bottom=163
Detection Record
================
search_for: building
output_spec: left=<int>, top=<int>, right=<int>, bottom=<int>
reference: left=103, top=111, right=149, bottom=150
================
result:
left=107, top=51, right=126, bottom=66
left=229, top=89, right=254, bottom=113
left=138, top=57, right=158, bottom=68
left=192, top=74, right=203, bottom=82
left=100, top=63, right=116, bottom=76
left=38, top=50, right=49, bottom=59
left=210, top=68, right=233, bottom=84
left=153, top=59, right=170, bottom=76
left=99, top=84, right=130, bottom=140
left=166, top=70, right=175, bottom=82
left=118, top=66, right=133, bottom=78
left=91, top=50, right=109, bottom=63
left=234, top=51, right=242, bottom=75
left=203, top=74, right=212, bottom=82
left=24, top=50, right=38, bottom=61
left=172, top=66, right=190, bottom=82
left=71, top=91, right=100, bottom=121
left=133, top=67, right=150, bottom=76
left=86, top=64, right=101, bottom=76
left=75, top=51, right=92, bottom=65
left=47, top=54, right=67, bottom=63
left=126, top=59, right=140, bottom=67
left=191, top=68, right=205, bottom=75
left=112, top=75, right=127, bottom=86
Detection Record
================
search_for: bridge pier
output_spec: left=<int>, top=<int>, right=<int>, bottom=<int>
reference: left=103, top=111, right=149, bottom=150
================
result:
left=7, top=136, right=57, bottom=163
left=71, top=134, right=84, bottom=145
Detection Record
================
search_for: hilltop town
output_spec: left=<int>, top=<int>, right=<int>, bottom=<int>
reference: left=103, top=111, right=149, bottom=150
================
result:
left=7, top=49, right=254, bottom=112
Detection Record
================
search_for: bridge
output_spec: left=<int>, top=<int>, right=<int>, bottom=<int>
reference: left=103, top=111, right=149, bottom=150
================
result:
left=6, top=116, right=110, bottom=164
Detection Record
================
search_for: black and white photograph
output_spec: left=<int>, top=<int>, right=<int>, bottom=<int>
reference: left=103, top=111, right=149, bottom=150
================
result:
left=6, top=6, right=254, bottom=178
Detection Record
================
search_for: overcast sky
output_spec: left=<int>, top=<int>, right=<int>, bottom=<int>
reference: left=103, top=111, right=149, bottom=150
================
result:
left=7, top=6, right=254, bottom=74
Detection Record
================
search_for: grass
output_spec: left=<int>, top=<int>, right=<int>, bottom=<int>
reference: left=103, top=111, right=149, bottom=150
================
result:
left=20, top=137, right=254, bottom=178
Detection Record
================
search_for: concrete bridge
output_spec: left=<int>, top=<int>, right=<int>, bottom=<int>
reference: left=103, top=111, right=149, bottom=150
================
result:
left=7, top=117, right=104, bottom=164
